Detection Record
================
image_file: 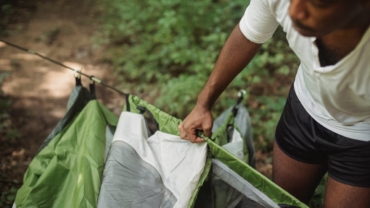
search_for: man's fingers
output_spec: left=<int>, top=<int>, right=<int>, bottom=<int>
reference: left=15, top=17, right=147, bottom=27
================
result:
left=178, top=123, right=188, bottom=140
left=203, top=127, right=212, bottom=138
left=189, top=133, right=198, bottom=143
left=193, top=137, right=205, bottom=143
left=178, top=122, right=205, bottom=143
left=178, top=122, right=194, bottom=141
left=201, top=121, right=213, bottom=138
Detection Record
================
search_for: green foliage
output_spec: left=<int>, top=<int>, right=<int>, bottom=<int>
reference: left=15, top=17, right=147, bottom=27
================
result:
left=0, top=0, right=32, bottom=36
left=0, top=1, right=14, bottom=36
left=97, top=0, right=299, bottom=147
left=155, top=74, right=207, bottom=118
left=0, top=185, right=18, bottom=208
left=96, top=0, right=248, bottom=83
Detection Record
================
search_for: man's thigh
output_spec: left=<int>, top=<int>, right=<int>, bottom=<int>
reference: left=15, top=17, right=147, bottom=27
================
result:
left=324, top=177, right=370, bottom=208
left=272, top=141, right=327, bottom=204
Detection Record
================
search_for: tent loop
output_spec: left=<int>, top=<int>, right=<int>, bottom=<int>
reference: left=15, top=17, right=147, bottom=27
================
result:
left=232, top=89, right=247, bottom=117
left=136, top=105, right=159, bottom=135
left=227, top=89, right=248, bottom=142
left=75, top=68, right=82, bottom=86
left=237, top=89, right=247, bottom=105
left=89, top=76, right=97, bottom=99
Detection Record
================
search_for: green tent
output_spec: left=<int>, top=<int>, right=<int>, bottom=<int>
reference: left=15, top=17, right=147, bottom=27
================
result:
left=15, top=85, right=118, bottom=208
left=14, top=87, right=307, bottom=208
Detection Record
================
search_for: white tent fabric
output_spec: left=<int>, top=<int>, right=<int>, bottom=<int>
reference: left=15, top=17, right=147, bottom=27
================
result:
left=98, top=112, right=207, bottom=208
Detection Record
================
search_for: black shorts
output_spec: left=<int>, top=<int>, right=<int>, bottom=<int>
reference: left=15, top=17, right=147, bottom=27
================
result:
left=275, top=84, right=370, bottom=187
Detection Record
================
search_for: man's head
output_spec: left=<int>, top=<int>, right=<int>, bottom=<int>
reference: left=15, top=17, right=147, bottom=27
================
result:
left=289, top=0, right=370, bottom=37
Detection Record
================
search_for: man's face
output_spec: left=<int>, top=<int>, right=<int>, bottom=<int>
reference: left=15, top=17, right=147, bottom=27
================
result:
left=289, top=0, right=368, bottom=37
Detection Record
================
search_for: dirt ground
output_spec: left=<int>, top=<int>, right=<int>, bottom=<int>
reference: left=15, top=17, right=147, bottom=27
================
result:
left=0, top=0, right=125, bottom=205
left=0, top=0, right=272, bottom=206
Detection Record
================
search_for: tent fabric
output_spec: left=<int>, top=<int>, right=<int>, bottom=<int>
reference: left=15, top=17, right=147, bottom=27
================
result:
left=211, top=112, right=249, bottom=164
left=194, top=101, right=255, bottom=208
left=38, top=85, right=92, bottom=152
left=206, top=137, right=308, bottom=208
left=212, top=159, right=279, bottom=208
left=124, top=95, right=182, bottom=135
left=125, top=94, right=307, bottom=208
left=15, top=101, right=118, bottom=208
left=212, top=103, right=255, bottom=167
left=124, top=95, right=213, bottom=207
left=209, top=128, right=248, bottom=208
left=15, top=92, right=307, bottom=208
left=97, top=112, right=207, bottom=208
left=197, top=115, right=248, bottom=208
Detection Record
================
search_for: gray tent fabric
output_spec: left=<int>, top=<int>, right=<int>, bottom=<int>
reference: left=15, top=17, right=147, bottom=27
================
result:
left=97, top=141, right=177, bottom=208
left=193, top=102, right=256, bottom=208
left=104, top=125, right=115, bottom=161
left=37, top=85, right=92, bottom=152
left=212, top=103, right=255, bottom=167
left=212, top=159, right=279, bottom=208
left=210, top=128, right=248, bottom=208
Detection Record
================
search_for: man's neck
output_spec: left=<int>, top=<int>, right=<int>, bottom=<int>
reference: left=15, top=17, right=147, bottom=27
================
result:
left=316, top=11, right=370, bottom=67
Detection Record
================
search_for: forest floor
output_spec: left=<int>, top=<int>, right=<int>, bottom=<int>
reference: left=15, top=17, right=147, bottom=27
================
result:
left=0, top=0, right=125, bottom=205
left=0, top=0, right=272, bottom=206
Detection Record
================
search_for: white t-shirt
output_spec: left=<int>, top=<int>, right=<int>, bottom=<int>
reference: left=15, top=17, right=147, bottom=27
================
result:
left=239, top=0, right=370, bottom=141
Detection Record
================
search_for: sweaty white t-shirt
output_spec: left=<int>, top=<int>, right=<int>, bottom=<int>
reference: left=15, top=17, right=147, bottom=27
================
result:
left=239, top=0, right=370, bottom=141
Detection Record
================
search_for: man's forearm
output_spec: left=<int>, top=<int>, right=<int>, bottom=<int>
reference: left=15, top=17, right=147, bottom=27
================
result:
left=197, top=24, right=262, bottom=109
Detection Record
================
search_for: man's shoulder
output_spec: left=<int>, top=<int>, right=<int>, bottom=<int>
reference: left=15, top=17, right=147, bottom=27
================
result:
left=257, top=0, right=289, bottom=18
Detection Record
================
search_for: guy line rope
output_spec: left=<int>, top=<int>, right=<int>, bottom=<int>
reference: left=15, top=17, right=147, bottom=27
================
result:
left=0, top=39, right=128, bottom=96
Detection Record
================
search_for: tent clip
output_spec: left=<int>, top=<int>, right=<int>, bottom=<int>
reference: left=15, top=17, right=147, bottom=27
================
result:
left=74, top=68, right=82, bottom=86
left=89, top=76, right=97, bottom=99
left=137, top=106, right=159, bottom=135
left=232, top=89, right=246, bottom=117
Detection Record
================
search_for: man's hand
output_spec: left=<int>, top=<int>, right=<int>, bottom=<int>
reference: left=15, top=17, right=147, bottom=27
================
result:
left=178, top=104, right=213, bottom=143
left=178, top=24, right=260, bottom=143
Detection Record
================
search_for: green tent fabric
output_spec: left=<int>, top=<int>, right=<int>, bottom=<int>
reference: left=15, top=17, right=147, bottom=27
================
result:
left=124, top=94, right=308, bottom=208
left=37, top=85, right=92, bottom=152
left=15, top=101, right=118, bottom=208
left=206, top=138, right=306, bottom=207
left=212, top=103, right=255, bottom=167
left=15, top=92, right=308, bottom=208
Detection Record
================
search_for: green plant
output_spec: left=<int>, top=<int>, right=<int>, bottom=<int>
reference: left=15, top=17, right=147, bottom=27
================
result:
left=96, top=0, right=299, bottom=149
left=0, top=1, right=14, bottom=36
left=0, top=185, right=17, bottom=208
left=155, top=74, right=208, bottom=118
left=96, top=0, right=249, bottom=83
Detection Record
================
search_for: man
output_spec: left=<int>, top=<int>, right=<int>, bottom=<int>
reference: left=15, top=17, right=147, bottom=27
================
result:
left=178, top=0, right=370, bottom=207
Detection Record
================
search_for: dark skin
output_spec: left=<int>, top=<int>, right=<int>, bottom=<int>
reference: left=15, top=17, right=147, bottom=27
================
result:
left=289, top=0, right=370, bottom=66
left=275, top=0, right=370, bottom=206
left=178, top=0, right=370, bottom=206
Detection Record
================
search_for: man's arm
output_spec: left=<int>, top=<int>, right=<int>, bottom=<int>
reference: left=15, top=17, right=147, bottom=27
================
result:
left=178, top=24, right=261, bottom=143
